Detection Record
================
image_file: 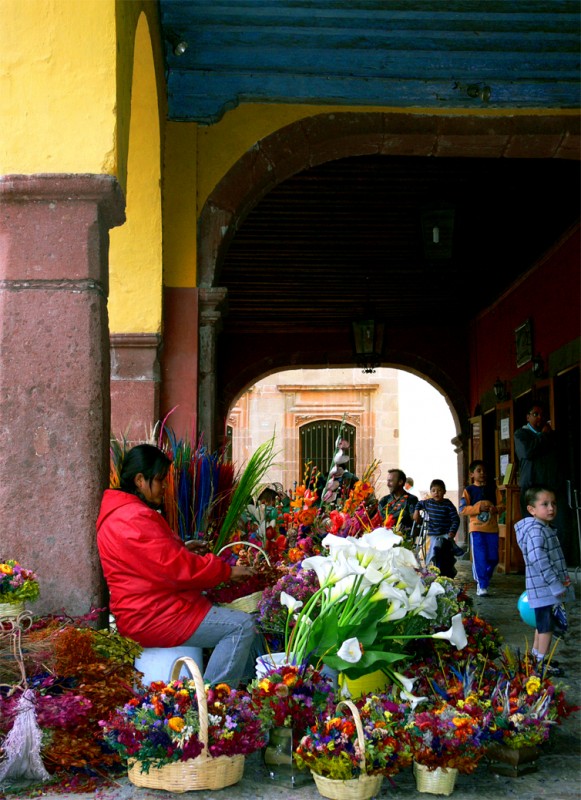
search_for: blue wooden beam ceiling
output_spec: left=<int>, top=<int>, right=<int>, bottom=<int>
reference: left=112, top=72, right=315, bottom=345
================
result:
left=159, top=1, right=581, bottom=123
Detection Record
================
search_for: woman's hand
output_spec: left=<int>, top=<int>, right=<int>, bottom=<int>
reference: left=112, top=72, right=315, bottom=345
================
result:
left=185, top=539, right=210, bottom=555
left=230, top=565, right=256, bottom=583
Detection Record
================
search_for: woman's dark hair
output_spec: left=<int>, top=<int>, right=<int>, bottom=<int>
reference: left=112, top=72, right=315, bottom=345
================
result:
left=119, top=444, right=172, bottom=494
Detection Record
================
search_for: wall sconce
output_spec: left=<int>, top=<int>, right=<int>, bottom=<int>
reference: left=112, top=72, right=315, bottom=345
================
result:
left=352, top=317, right=385, bottom=374
left=532, top=354, right=546, bottom=379
left=166, top=31, right=188, bottom=56
left=493, top=378, right=507, bottom=401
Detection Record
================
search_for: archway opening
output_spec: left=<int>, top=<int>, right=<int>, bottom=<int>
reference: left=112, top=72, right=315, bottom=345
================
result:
left=227, top=366, right=460, bottom=512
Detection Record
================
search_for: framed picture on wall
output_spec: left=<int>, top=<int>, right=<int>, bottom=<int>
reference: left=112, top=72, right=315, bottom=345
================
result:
left=515, top=319, right=533, bottom=368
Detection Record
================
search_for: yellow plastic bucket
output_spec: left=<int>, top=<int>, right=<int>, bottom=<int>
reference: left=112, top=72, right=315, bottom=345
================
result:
left=338, top=669, right=390, bottom=699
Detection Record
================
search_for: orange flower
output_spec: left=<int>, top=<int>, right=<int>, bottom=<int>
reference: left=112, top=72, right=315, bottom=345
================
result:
left=167, top=717, right=185, bottom=732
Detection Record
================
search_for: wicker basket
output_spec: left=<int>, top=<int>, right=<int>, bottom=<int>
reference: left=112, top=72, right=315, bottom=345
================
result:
left=311, top=700, right=383, bottom=800
left=127, top=656, right=245, bottom=792
left=218, top=542, right=271, bottom=613
left=0, top=601, right=25, bottom=619
left=413, top=761, right=458, bottom=796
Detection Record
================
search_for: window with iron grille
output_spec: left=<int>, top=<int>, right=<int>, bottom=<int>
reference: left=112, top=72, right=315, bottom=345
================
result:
left=299, top=420, right=356, bottom=485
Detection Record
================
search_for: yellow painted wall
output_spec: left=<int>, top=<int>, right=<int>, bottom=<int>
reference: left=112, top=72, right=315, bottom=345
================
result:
left=0, top=0, right=118, bottom=175
left=109, top=12, right=163, bottom=334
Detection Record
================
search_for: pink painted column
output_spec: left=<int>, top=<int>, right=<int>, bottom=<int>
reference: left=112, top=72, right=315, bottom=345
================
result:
left=0, top=174, right=125, bottom=615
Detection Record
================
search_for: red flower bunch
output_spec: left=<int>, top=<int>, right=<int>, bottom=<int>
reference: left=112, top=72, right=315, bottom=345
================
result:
left=248, top=663, right=335, bottom=737
left=408, top=701, right=485, bottom=773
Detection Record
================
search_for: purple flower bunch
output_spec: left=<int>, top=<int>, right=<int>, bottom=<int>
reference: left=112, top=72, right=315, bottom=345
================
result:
left=256, top=564, right=320, bottom=635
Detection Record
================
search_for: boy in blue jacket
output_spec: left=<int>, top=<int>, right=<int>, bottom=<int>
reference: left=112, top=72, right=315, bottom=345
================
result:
left=515, top=487, right=573, bottom=674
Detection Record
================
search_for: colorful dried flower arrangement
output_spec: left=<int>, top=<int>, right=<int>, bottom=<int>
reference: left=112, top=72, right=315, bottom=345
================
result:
left=100, top=679, right=266, bottom=774
left=0, top=559, right=40, bottom=605
left=485, top=649, right=579, bottom=749
left=247, top=662, right=335, bottom=736
left=295, top=693, right=413, bottom=780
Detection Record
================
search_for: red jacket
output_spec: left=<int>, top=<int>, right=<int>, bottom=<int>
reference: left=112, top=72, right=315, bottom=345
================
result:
left=96, top=489, right=231, bottom=647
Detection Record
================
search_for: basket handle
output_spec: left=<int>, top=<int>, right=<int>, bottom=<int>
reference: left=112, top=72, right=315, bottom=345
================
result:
left=336, top=699, right=367, bottom=775
left=217, top=540, right=271, bottom=566
left=170, top=657, right=208, bottom=754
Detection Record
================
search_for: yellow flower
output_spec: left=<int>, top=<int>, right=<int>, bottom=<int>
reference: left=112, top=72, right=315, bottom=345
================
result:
left=526, top=677, right=541, bottom=696
left=0, top=564, right=13, bottom=575
left=168, top=717, right=185, bottom=732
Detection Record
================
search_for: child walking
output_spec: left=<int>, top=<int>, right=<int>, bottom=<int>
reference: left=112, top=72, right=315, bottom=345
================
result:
left=515, top=487, right=574, bottom=674
left=413, top=479, right=460, bottom=578
left=459, top=460, right=504, bottom=597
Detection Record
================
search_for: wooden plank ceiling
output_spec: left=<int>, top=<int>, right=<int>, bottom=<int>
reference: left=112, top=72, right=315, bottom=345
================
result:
left=159, top=0, right=580, bottom=123
left=217, top=154, right=580, bottom=333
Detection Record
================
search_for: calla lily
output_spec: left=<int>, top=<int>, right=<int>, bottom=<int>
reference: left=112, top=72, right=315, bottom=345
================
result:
left=415, top=582, right=446, bottom=619
left=333, top=452, right=350, bottom=465
left=400, top=689, right=428, bottom=710
left=280, top=591, right=303, bottom=613
left=361, top=528, right=403, bottom=551
left=432, top=613, right=468, bottom=649
left=337, top=637, right=363, bottom=663
left=393, top=671, right=416, bottom=694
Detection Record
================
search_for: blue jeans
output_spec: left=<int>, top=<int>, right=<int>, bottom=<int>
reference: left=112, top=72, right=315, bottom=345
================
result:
left=179, top=605, right=262, bottom=687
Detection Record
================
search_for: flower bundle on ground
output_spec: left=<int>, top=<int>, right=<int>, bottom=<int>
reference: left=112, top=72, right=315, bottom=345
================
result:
left=0, top=615, right=140, bottom=775
left=295, top=693, right=412, bottom=780
left=0, top=559, right=40, bottom=605
left=247, top=663, right=335, bottom=736
left=101, top=679, right=266, bottom=774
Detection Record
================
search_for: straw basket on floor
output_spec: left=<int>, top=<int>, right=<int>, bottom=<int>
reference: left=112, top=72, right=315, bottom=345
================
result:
left=413, top=761, right=458, bottom=796
left=311, top=701, right=383, bottom=800
left=127, top=656, right=245, bottom=793
left=218, top=542, right=271, bottom=613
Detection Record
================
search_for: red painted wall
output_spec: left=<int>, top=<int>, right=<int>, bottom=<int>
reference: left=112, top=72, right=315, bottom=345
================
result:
left=469, top=225, right=580, bottom=411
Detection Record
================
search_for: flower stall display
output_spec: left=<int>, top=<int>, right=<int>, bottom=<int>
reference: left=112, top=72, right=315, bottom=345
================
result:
left=101, top=657, right=266, bottom=792
left=0, top=560, right=40, bottom=615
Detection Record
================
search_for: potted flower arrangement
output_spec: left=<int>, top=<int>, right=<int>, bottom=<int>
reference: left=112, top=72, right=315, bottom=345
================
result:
left=276, top=528, right=468, bottom=692
left=484, top=649, right=578, bottom=775
left=248, top=661, right=335, bottom=735
left=295, top=692, right=413, bottom=797
left=0, top=559, right=40, bottom=616
left=406, top=698, right=486, bottom=795
left=101, top=658, right=266, bottom=792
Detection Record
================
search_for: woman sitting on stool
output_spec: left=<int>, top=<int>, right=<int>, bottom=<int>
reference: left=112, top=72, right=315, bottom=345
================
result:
left=97, top=444, right=258, bottom=687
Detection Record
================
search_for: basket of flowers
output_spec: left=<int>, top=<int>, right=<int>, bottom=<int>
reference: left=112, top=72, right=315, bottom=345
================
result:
left=0, top=559, right=40, bottom=617
left=210, top=542, right=275, bottom=614
left=407, top=698, right=486, bottom=795
left=101, top=656, right=266, bottom=792
left=295, top=696, right=409, bottom=800
left=248, top=660, right=335, bottom=737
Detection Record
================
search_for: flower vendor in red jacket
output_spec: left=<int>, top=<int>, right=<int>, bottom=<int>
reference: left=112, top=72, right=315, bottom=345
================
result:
left=97, top=444, right=257, bottom=687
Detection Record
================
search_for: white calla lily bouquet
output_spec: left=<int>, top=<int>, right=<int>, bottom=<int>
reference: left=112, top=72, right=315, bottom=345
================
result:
left=280, top=528, right=467, bottom=684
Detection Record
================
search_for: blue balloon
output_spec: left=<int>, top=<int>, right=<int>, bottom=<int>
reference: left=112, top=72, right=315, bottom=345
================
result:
left=517, top=591, right=536, bottom=627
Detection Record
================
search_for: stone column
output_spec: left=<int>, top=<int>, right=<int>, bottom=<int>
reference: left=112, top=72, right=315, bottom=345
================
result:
left=198, top=287, right=227, bottom=449
left=0, top=174, right=125, bottom=615
left=110, top=333, right=161, bottom=444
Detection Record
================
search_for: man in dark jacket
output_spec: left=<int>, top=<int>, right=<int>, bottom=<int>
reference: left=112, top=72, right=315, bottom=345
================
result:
left=514, top=403, right=570, bottom=552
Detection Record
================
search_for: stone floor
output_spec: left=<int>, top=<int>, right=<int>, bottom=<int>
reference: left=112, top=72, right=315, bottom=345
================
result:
left=3, top=560, right=581, bottom=799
